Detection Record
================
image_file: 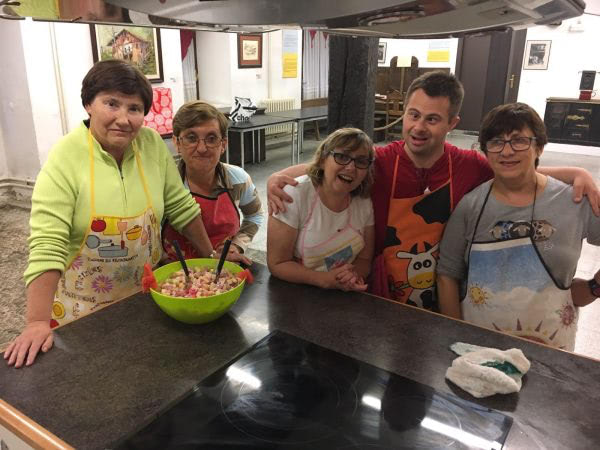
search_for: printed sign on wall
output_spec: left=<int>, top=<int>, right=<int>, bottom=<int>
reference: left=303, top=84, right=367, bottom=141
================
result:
left=282, top=30, right=299, bottom=78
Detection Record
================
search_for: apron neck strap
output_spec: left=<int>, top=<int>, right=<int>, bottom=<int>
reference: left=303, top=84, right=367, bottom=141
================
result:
left=88, top=130, right=96, bottom=216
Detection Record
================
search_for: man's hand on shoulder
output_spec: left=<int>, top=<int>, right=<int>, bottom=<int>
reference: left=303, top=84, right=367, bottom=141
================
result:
left=571, top=167, right=600, bottom=216
left=267, top=173, right=297, bottom=215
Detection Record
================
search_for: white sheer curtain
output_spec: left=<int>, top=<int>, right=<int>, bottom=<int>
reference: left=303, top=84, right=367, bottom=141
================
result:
left=182, top=50, right=197, bottom=102
left=180, top=30, right=197, bottom=102
left=302, top=30, right=329, bottom=100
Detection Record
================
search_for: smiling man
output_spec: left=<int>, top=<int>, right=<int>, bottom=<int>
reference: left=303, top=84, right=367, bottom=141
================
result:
left=268, top=71, right=600, bottom=309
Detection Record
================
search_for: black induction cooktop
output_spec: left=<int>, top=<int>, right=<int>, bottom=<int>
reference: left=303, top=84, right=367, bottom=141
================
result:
left=115, top=330, right=512, bottom=449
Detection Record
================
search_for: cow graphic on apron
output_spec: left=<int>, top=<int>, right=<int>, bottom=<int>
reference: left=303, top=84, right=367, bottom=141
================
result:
left=374, top=153, right=454, bottom=310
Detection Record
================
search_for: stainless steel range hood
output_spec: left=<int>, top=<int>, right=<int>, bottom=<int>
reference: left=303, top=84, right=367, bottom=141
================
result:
left=1, top=0, right=585, bottom=37
left=110, top=0, right=586, bottom=37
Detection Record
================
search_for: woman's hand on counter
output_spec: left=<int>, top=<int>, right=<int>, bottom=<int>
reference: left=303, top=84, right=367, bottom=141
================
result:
left=216, top=242, right=252, bottom=266
left=334, top=264, right=368, bottom=292
left=319, top=264, right=367, bottom=292
left=5, top=270, right=60, bottom=368
left=4, top=320, right=53, bottom=368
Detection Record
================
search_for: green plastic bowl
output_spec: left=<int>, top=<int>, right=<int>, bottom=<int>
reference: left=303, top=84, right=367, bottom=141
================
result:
left=150, top=258, right=245, bottom=324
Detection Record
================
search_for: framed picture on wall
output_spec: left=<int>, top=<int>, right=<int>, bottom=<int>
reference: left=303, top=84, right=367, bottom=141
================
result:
left=237, top=34, right=263, bottom=68
left=378, top=42, right=387, bottom=64
left=90, top=24, right=164, bottom=82
left=523, top=40, right=551, bottom=70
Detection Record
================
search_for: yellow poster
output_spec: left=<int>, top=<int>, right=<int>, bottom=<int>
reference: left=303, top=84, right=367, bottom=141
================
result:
left=283, top=53, right=298, bottom=78
left=282, top=30, right=299, bottom=78
left=427, top=49, right=450, bottom=62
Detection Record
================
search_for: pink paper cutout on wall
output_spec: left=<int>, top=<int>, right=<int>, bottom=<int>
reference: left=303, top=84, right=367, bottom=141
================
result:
left=144, top=87, right=173, bottom=136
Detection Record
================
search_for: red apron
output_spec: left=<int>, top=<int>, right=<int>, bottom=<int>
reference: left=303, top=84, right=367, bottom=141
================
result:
left=162, top=187, right=240, bottom=261
left=372, top=153, right=454, bottom=310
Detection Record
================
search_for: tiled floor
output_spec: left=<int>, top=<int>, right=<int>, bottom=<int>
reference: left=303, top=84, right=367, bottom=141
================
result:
left=241, top=130, right=600, bottom=360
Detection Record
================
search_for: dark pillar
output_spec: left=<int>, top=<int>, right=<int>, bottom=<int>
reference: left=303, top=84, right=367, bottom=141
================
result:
left=328, top=35, right=379, bottom=138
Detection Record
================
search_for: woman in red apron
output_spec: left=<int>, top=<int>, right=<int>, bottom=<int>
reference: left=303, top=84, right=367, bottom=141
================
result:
left=162, top=102, right=262, bottom=266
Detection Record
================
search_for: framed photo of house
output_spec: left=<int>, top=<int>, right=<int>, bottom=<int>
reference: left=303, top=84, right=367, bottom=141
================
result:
left=237, top=34, right=263, bottom=68
left=90, top=25, right=164, bottom=82
left=378, top=42, right=387, bottom=64
left=523, top=40, right=551, bottom=70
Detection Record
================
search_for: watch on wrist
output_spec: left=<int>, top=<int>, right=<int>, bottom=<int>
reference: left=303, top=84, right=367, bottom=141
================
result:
left=588, top=278, right=600, bottom=298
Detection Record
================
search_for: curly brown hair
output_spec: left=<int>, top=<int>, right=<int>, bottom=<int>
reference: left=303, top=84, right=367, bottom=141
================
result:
left=306, top=128, right=374, bottom=198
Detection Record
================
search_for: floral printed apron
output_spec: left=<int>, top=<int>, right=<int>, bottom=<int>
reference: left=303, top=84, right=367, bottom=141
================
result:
left=298, top=193, right=365, bottom=271
left=375, top=154, right=454, bottom=310
left=50, top=130, right=161, bottom=328
left=462, top=184, right=577, bottom=351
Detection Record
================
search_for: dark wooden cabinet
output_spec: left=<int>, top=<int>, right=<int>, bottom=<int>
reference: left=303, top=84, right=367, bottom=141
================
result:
left=544, top=98, right=600, bottom=147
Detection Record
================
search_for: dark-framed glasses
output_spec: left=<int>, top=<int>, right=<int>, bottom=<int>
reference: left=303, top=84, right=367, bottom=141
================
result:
left=486, top=136, right=537, bottom=153
left=328, top=151, right=373, bottom=169
left=177, top=134, right=222, bottom=150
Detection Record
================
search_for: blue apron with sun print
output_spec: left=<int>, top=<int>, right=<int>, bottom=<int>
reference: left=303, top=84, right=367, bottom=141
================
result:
left=462, top=184, right=578, bottom=351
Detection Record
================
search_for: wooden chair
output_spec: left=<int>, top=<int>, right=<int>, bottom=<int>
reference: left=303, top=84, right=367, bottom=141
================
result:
left=384, top=90, right=404, bottom=141
left=301, top=97, right=328, bottom=140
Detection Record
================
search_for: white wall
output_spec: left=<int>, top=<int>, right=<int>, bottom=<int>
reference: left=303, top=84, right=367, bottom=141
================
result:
left=158, top=29, right=186, bottom=113
left=266, top=30, right=302, bottom=107
left=196, top=31, right=232, bottom=106
left=379, top=38, right=459, bottom=73
left=54, top=23, right=95, bottom=133
left=229, top=34, right=270, bottom=104
left=22, top=21, right=72, bottom=167
left=517, top=14, right=600, bottom=119
left=196, top=30, right=302, bottom=108
left=0, top=123, right=7, bottom=178
left=0, top=20, right=40, bottom=179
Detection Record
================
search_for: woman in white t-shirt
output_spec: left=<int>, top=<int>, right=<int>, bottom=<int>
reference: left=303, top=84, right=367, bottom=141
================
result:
left=267, top=128, right=375, bottom=291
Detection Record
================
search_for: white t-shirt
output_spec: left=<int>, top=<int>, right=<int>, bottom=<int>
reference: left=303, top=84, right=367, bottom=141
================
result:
left=274, top=175, right=374, bottom=269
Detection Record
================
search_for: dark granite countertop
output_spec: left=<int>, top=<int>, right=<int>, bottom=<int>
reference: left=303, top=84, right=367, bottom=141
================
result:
left=1, top=264, right=599, bottom=449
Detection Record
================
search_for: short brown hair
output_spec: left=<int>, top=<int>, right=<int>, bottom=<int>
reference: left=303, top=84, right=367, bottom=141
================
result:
left=173, top=101, right=229, bottom=138
left=479, top=102, right=548, bottom=156
left=81, top=60, right=153, bottom=114
left=307, top=128, right=374, bottom=198
left=405, top=71, right=465, bottom=119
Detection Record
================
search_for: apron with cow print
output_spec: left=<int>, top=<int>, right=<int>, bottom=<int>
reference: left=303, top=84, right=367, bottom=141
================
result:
left=380, top=154, right=454, bottom=309
left=462, top=183, right=577, bottom=351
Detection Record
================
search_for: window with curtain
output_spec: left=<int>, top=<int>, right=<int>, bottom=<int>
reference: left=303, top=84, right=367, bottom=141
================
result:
left=302, top=30, right=329, bottom=100
left=180, top=30, right=197, bottom=102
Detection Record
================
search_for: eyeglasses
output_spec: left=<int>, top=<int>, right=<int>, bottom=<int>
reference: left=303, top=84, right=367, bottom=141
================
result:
left=177, top=134, right=222, bottom=150
left=486, top=136, right=537, bottom=153
left=328, top=151, right=373, bottom=169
